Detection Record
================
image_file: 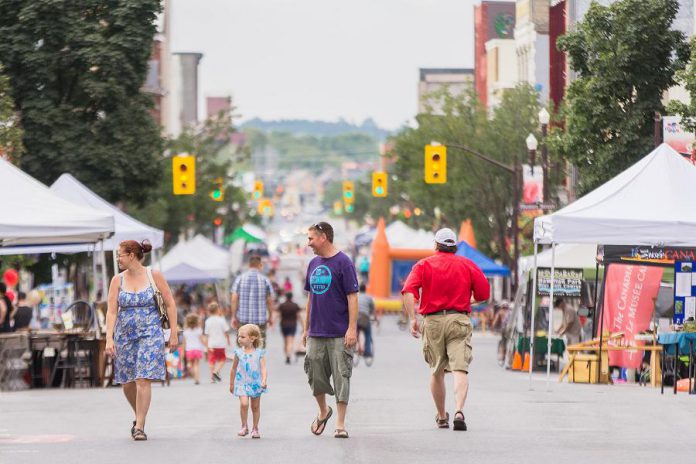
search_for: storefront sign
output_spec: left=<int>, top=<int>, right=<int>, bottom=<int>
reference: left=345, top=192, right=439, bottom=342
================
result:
left=536, top=268, right=583, bottom=296
left=600, top=245, right=696, bottom=265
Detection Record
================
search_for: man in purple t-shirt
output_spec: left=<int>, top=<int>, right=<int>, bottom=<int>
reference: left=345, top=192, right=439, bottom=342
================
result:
left=302, top=221, right=359, bottom=439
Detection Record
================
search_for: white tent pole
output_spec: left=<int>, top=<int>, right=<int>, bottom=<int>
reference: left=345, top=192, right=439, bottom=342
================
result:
left=528, top=241, right=539, bottom=389
left=546, top=242, right=556, bottom=390
left=91, top=243, right=97, bottom=303
left=100, top=240, right=108, bottom=301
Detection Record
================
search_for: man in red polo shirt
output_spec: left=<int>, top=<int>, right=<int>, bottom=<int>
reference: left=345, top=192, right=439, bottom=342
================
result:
left=401, top=227, right=490, bottom=431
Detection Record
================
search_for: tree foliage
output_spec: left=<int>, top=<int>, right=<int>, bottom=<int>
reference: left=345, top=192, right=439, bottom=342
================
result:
left=555, top=0, right=688, bottom=194
left=385, top=84, right=541, bottom=265
left=128, top=109, right=253, bottom=246
left=0, top=0, right=163, bottom=205
left=668, top=36, right=696, bottom=132
left=0, top=66, right=23, bottom=159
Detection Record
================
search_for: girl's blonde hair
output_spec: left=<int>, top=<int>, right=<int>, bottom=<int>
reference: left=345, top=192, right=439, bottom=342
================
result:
left=239, top=324, right=263, bottom=348
left=208, top=302, right=220, bottom=315
left=185, top=313, right=200, bottom=329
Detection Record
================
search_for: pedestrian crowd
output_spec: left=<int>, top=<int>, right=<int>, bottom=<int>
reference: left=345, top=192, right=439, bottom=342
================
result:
left=100, top=221, right=490, bottom=441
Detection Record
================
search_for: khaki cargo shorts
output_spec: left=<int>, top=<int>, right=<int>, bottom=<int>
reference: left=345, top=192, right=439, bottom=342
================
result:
left=422, top=312, right=473, bottom=374
left=304, top=337, right=354, bottom=403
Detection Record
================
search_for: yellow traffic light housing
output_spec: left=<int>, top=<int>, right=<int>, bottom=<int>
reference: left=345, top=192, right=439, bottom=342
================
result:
left=258, top=198, right=273, bottom=216
left=172, top=155, right=196, bottom=195
left=372, top=172, right=388, bottom=197
left=342, top=181, right=355, bottom=203
left=424, top=145, right=447, bottom=184
left=253, top=180, right=264, bottom=200
left=209, top=177, right=224, bottom=202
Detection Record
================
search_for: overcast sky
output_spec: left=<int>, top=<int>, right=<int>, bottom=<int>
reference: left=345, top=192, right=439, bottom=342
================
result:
left=170, top=0, right=477, bottom=130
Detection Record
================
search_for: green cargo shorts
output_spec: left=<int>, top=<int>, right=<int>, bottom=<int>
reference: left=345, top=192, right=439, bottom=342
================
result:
left=422, top=312, right=473, bottom=374
left=304, top=337, right=354, bottom=403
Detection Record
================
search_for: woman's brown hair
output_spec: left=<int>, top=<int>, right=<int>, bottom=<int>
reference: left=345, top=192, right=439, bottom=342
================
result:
left=119, top=239, right=153, bottom=260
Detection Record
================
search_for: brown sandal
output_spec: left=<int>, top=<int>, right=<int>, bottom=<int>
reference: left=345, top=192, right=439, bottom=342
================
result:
left=132, top=428, right=148, bottom=441
left=311, top=406, right=333, bottom=436
left=436, top=412, right=449, bottom=428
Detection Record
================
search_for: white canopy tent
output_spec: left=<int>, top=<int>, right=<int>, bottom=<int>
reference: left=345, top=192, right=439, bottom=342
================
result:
left=518, top=243, right=598, bottom=274
left=385, top=221, right=436, bottom=249
left=0, top=159, right=115, bottom=300
left=160, top=234, right=230, bottom=281
left=0, top=159, right=114, bottom=248
left=0, top=173, right=164, bottom=255
left=529, top=144, right=696, bottom=387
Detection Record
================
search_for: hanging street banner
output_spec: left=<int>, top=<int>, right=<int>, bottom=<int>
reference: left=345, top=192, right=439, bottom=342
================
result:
left=602, top=264, right=664, bottom=368
left=536, top=267, right=583, bottom=297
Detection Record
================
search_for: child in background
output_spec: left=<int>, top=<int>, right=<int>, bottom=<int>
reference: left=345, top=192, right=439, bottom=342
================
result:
left=230, top=324, right=267, bottom=439
left=183, top=313, right=205, bottom=385
left=204, top=302, right=230, bottom=383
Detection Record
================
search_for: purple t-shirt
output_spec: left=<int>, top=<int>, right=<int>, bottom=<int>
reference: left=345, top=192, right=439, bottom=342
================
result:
left=304, top=251, right=359, bottom=337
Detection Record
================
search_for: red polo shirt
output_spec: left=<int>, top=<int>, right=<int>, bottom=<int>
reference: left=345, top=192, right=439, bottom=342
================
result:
left=401, top=251, right=490, bottom=315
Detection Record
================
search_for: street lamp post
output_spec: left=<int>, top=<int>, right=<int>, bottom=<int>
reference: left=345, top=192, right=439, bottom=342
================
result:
left=538, top=108, right=550, bottom=202
left=526, top=133, right=538, bottom=173
left=442, top=142, right=521, bottom=290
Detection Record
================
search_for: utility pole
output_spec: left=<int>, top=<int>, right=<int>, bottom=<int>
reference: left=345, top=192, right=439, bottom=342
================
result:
left=443, top=143, right=520, bottom=290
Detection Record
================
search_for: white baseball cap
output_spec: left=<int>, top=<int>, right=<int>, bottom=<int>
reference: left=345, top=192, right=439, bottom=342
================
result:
left=435, top=227, right=457, bottom=246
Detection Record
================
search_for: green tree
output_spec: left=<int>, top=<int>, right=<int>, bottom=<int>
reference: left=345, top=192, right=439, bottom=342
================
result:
left=0, top=1, right=163, bottom=205
left=129, top=108, right=253, bottom=245
left=387, top=84, right=541, bottom=267
left=0, top=67, right=23, bottom=160
left=668, top=36, right=696, bottom=132
left=555, top=0, right=688, bottom=194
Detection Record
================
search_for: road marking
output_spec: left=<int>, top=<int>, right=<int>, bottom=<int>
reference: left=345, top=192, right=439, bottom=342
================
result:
left=0, top=434, right=75, bottom=444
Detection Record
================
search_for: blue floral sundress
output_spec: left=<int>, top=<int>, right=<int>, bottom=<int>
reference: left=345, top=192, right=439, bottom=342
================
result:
left=114, top=275, right=165, bottom=384
left=233, top=348, right=266, bottom=398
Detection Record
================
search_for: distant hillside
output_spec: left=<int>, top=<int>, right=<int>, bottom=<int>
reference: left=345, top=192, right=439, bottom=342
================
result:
left=241, top=118, right=391, bottom=141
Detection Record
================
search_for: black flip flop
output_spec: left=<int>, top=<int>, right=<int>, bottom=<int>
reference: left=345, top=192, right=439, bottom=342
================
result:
left=453, top=411, right=467, bottom=431
left=334, top=428, right=349, bottom=438
left=311, top=406, right=333, bottom=435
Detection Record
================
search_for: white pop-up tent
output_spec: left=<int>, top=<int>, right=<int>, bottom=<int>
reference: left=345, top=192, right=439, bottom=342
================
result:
left=160, top=234, right=230, bottom=282
left=529, top=144, right=696, bottom=386
left=0, top=159, right=115, bottom=301
left=385, top=221, right=436, bottom=249
left=0, top=173, right=163, bottom=255
left=518, top=243, right=598, bottom=274
left=0, top=159, right=114, bottom=248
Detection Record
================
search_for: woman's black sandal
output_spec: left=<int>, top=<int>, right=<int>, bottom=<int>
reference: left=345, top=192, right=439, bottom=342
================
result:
left=131, top=421, right=136, bottom=437
left=132, top=429, right=148, bottom=441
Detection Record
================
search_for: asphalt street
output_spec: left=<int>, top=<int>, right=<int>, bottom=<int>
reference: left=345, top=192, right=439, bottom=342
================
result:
left=1, top=320, right=694, bottom=464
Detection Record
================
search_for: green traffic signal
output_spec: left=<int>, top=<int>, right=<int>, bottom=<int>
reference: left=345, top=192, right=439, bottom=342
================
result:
left=345, top=204, right=354, bottom=213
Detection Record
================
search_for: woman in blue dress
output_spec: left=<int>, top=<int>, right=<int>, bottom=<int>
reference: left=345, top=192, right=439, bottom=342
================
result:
left=105, top=240, right=178, bottom=441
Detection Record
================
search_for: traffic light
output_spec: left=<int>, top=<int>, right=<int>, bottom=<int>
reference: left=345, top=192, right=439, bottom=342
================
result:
left=372, top=172, right=388, bottom=197
left=424, top=144, right=447, bottom=184
left=253, top=181, right=264, bottom=200
left=172, top=155, right=196, bottom=195
left=333, top=201, right=343, bottom=216
left=258, top=199, right=273, bottom=216
left=212, top=216, right=223, bottom=227
left=342, top=181, right=354, bottom=204
left=344, top=203, right=354, bottom=214
left=209, top=177, right=224, bottom=202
